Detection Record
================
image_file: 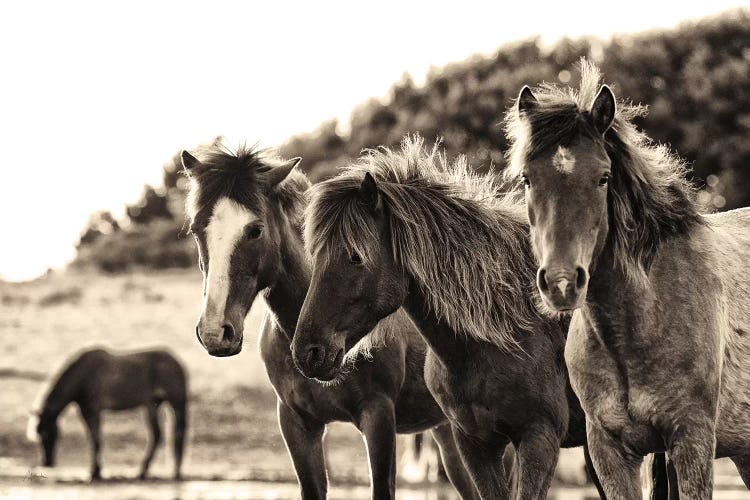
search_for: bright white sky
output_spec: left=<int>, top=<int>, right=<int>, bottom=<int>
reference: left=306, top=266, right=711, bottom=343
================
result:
left=0, top=0, right=745, bottom=281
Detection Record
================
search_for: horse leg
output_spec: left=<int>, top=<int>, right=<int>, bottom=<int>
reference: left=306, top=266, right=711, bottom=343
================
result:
left=277, top=399, right=327, bottom=500
left=451, top=426, right=510, bottom=500
left=584, top=443, right=608, bottom=499
left=431, top=423, right=480, bottom=500
left=139, top=403, right=162, bottom=479
left=667, top=454, right=680, bottom=500
left=586, top=422, right=643, bottom=499
left=171, top=397, right=187, bottom=480
left=358, top=398, right=397, bottom=500
left=648, top=453, right=668, bottom=500
left=667, top=423, right=714, bottom=499
left=514, top=425, right=562, bottom=500
left=730, top=454, right=750, bottom=489
left=81, top=408, right=102, bottom=481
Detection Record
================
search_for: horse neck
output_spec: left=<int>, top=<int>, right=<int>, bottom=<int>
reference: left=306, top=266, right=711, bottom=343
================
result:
left=261, top=214, right=310, bottom=342
left=402, top=280, right=471, bottom=369
left=585, top=242, right=649, bottom=342
left=40, top=368, right=79, bottom=420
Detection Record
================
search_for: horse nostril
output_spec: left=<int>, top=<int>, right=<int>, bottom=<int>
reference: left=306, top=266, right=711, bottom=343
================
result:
left=575, top=266, right=588, bottom=289
left=537, top=268, right=549, bottom=293
left=305, top=344, right=325, bottom=369
left=222, top=324, right=235, bottom=343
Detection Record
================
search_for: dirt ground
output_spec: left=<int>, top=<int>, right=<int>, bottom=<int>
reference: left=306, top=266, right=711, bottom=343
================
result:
left=1, top=271, right=748, bottom=499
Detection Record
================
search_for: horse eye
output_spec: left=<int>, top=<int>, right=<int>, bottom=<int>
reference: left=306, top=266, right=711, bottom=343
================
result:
left=599, top=174, right=610, bottom=187
left=521, top=175, right=530, bottom=188
left=246, top=226, right=263, bottom=240
left=349, top=252, right=363, bottom=266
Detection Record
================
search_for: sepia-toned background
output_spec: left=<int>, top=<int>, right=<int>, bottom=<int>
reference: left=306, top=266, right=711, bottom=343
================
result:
left=2, top=2, right=750, bottom=498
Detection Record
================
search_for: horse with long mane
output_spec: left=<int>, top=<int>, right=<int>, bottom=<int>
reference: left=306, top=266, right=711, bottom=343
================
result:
left=291, top=136, right=615, bottom=500
left=507, top=60, right=750, bottom=499
left=181, top=143, right=478, bottom=499
left=27, top=347, right=187, bottom=480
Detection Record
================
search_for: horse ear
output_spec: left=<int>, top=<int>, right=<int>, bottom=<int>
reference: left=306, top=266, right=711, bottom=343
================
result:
left=358, top=172, right=381, bottom=211
left=517, top=86, right=538, bottom=114
left=180, top=151, right=202, bottom=177
left=265, top=157, right=302, bottom=189
left=591, top=85, right=616, bottom=135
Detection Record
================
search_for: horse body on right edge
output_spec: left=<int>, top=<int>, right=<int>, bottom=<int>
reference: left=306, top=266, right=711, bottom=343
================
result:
left=508, top=60, right=750, bottom=499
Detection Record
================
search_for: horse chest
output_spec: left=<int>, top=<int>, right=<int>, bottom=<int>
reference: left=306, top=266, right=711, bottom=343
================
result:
left=565, top=312, right=657, bottom=446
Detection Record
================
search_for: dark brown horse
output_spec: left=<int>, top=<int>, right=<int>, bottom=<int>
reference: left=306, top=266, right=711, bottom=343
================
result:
left=27, top=347, right=187, bottom=480
left=181, top=143, right=478, bottom=500
left=507, top=60, right=750, bottom=499
left=291, top=137, right=612, bottom=500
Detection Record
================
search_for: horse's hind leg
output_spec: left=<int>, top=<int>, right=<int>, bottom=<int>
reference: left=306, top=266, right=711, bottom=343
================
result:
left=139, top=402, right=162, bottom=479
left=172, top=398, right=187, bottom=480
left=81, top=407, right=102, bottom=481
left=431, top=423, right=480, bottom=500
left=730, top=454, right=750, bottom=489
left=514, top=425, right=562, bottom=500
left=452, top=426, right=510, bottom=500
left=278, top=399, right=327, bottom=500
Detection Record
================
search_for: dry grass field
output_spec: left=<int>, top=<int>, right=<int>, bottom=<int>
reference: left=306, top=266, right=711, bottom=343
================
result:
left=1, top=270, right=747, bottom=499
left=0, top=270, right=369, bottom=483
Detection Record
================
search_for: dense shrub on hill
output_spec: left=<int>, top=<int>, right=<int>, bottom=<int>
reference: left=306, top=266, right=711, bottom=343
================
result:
left=74, top=9, right=750, bottom=272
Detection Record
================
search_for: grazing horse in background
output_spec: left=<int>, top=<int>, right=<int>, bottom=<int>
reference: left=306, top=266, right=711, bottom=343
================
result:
left=27, top=348, right=188, bottom=480
left=181, top=144, right=478, bottom=500
left=507, top=59, right=750, bottom=499
left=291, top=136, right=614, bottom=500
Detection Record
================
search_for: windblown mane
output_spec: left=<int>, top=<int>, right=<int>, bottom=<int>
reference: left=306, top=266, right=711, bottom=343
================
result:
left=504, top=59, right=703, bottom=280
left=185, top=142, right=309, bottom=225
left=305, top=136, right=540, bottom=351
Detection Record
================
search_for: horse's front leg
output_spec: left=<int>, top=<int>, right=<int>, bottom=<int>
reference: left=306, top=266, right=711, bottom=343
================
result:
left=358, top=397, right=397, bottom=500
left=277, top=399, right=327, bottom=500
left=452, top=426, right=510, bottom=500
left=586, top=421, right=643, bottom=499
left=431, top=423, right=481, bottom=500
left=668, top=422, right=715, bottom=499
left=515, top=424, right=563, bottom=500
left=81, top=406, right=102, bottom=481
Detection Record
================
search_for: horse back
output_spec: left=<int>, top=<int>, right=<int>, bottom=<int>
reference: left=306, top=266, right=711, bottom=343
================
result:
left=78, top=348, right=186, bottom=411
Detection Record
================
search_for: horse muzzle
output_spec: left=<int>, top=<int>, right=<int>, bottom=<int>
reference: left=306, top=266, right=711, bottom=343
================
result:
left=537, top=265, right=588, bottom=311
left=292, top=341, right=345, bottom=381
left=196, top=322, right=243, bottom=357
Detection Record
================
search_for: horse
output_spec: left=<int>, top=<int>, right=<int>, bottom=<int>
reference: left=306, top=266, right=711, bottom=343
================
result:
left=506, top=59, right=750, bottom=499
left=27, top=347, right=188, bottom=480
left=180, top=143, right=478, bottom=500
left=290, top=136, right=619, bottom=500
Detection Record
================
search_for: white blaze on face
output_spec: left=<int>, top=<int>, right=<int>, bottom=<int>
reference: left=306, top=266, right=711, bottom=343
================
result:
left=201, top=197, right=257, bottom=333
left=557, top=279, right=569, bottom=296
left=552, top=146, right=576, bottom=174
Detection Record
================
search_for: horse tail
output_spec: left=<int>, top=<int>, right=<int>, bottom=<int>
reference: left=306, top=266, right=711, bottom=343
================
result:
left=650, top=452, right=669, bottom=500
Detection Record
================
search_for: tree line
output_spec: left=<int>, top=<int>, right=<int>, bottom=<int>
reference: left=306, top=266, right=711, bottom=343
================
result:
left=74, top=9, right=750, bottom=272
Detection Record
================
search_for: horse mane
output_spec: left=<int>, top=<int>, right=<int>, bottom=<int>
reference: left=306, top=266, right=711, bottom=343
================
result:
left=504, top=59, right=703, bottom=281
left=185, top=142, right=309, bottom=226
left=305, top=135, right=540, bottom=351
